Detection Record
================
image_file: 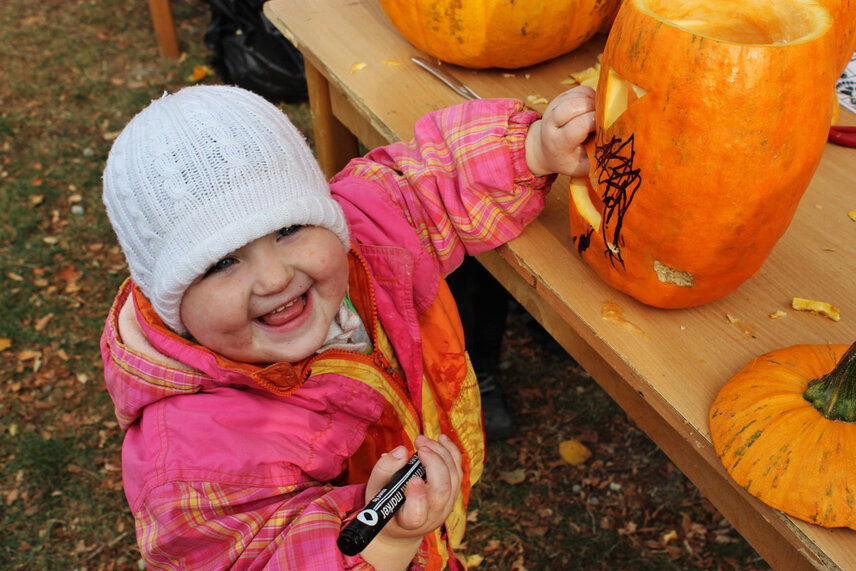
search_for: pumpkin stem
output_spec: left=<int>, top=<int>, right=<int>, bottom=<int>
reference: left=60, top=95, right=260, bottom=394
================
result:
left=803, top=341, right=856, bottom=422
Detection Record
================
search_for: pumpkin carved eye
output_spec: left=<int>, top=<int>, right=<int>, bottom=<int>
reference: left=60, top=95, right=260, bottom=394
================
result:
left=602, top=68, right=647, bottom=130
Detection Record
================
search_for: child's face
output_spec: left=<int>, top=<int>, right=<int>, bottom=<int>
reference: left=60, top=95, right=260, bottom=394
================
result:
left=179, top=226, right=349, bottom=364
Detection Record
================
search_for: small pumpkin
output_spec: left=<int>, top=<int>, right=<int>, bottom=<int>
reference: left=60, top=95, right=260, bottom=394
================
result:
left=709, top=341, right=856, bottom=529
left=568, top=0, right=837, bottom=308
left=376, top=0, right=622, bottom=69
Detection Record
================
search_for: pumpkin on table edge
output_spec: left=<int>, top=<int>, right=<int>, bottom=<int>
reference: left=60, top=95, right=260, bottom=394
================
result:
left=567, top=0, right=837, bottom=308
left=709, top=341, right=856, bottom=529
left=376, top=0, right=622, bottom=69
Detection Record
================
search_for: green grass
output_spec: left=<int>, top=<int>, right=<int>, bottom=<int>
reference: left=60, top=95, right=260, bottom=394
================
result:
left=0, top=1, right=287, bottom=567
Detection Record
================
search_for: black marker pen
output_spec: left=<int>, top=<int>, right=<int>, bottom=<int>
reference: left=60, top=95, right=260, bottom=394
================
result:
left=337, top=452, right=426, bottom=556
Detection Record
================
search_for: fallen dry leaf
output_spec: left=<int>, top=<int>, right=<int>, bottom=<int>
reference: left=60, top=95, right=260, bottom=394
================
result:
left=57, top=264, right=81, bottom=284
left=0, top=338, right=12, bottom=352
left=16, top=349, right=41, bottom=361
left=559, top=439, right=592, bottom=466
left=498, top=469, right=526, bottom=485
left=34, top=313, right=54, bottom=332
left=188, top=65, right=214, bottom=82
left=848, top=210, right=856, bottom=221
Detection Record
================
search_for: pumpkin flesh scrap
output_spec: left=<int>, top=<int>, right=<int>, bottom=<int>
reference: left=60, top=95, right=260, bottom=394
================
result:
left=710, top=343, right=856, bottom=529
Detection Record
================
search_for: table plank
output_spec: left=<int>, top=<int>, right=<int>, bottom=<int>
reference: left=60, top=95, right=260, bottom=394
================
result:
left=265, top=0, right=856, bottom=568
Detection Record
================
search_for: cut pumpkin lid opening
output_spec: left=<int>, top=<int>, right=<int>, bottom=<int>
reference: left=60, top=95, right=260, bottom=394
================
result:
left=637, top=0, right=832, bottom=45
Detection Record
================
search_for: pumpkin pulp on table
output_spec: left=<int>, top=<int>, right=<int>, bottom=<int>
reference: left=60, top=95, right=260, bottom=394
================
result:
left=569, top=0, right=837, bottom=308
left=710, top=342, right=856, bottom=529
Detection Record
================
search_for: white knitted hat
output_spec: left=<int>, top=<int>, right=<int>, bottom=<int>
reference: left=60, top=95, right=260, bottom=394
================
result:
left=103, top=85, right=349, bottom=334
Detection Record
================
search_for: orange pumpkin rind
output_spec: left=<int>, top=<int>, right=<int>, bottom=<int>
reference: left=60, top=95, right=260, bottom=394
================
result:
left=709, top=342, right=856, bottom=529
left=377, top=0, right=622, bottom=69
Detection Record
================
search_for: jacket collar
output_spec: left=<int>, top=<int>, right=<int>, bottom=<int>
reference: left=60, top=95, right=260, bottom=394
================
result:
left=132, top=244, right=377, bottom=396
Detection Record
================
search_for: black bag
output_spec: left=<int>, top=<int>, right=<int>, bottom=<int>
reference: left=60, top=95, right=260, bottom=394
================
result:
left=202, top=0, right=307, bottom=103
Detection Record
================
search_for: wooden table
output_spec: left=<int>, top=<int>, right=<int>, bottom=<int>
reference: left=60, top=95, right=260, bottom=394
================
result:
left=264, top=1, right=856, bottom=568
left=148, top=0, right=179, bottom=59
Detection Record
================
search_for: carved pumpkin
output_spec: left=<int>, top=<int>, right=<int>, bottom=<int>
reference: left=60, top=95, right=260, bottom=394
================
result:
left=568, top=0, right=837, bottom=308
left=709, top=341, right=856, bottom=529
left=376, top=0, right=622, bottom=69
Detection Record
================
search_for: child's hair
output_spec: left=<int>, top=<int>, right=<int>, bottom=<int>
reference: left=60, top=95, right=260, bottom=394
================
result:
left=102, top=85, right=350, bottom=334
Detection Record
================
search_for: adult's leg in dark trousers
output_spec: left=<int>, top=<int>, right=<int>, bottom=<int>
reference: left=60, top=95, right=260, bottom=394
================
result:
left=446, top=256, right=514, bottom=440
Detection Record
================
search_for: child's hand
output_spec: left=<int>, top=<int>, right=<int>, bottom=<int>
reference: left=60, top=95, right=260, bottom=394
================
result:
left=359, top=435, right=463, bottom=570
left=524, top=85, right=596, bottom=177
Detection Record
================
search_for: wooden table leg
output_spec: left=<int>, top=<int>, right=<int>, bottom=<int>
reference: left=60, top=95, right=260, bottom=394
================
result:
left=304, top=62, right=360, bottom=178
left=148, top=0, right=180, bottom=59
left=475, top=247, right=825, bottom=571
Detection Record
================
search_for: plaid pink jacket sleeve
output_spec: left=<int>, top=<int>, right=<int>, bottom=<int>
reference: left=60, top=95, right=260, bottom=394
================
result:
left=136, top=480, right=430, bottom=570
left=331, top=98, right=555, bottom=277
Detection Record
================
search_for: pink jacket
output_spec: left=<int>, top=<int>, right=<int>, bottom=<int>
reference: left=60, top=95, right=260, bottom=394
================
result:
left=101, top=98, right=554, bottom=569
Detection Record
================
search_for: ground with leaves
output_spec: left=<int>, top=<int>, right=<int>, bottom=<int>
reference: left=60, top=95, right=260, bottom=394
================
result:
left=0, top=1, right=769, bottom=568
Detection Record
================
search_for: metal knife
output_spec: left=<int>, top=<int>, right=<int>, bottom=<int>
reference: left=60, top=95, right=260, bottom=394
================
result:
left=411, top=56, right=481, bottom=100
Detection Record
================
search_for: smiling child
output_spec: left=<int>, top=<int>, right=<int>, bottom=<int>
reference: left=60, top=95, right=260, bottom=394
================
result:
left=100, top=84, right=594, bottom=569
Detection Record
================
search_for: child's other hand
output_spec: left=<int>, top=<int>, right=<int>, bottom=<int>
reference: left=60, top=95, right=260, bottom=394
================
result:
left=360, top=435, right=463, bottom=570
left=524, top=85, right=596, bottom=177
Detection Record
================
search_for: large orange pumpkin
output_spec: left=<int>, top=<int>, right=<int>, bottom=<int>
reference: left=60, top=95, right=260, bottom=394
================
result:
left=376, top=0, right=622, bottom=69
left=568, top=0, right=837, bottom=308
